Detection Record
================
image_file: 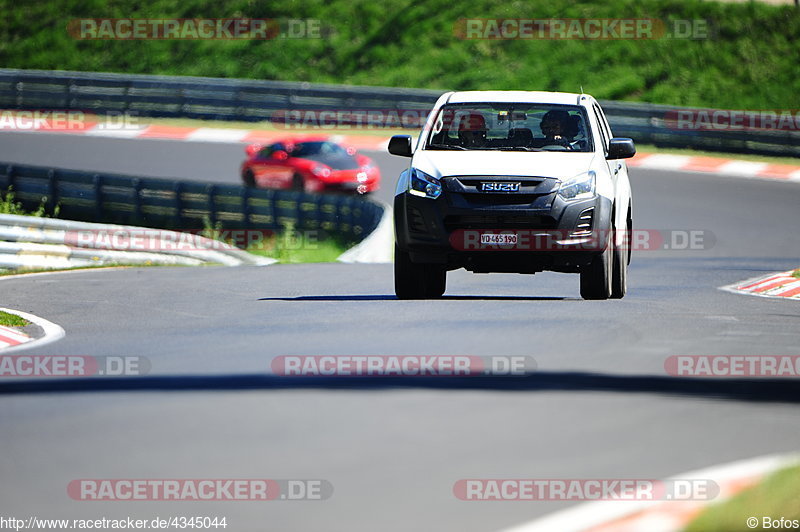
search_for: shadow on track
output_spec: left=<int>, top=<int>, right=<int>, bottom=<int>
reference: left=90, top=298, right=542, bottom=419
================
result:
left=2, top=371, right=800, bottom=403
left=259, top=295, right=573, bottom=302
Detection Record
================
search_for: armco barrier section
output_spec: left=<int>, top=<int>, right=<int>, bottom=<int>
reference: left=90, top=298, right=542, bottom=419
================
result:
left=0, top=163, right=383, bottom=241
left=0, top=213, right=274, bottom=269
left=0, top=68, right=439, bottom=123
left=0, top=68, right=798, bottom=157
left=599, top=101, right=800, bottom=159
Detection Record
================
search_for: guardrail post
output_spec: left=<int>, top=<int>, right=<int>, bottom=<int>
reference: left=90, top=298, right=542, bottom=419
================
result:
left=131, top=178, right=142, bottom=223
left=348, top=197, right=358, bottom=238
left=124, top=80, right=132, bottom=114
left=232, top=87, right=242, bottom=121
left=92, top=174, right=103, bottom=220
left=3, top=164, right=15, bottom=191
left=46, top=169, right=57, bottom=213
left=65, top=79, right=73, bottom=110
left=206, top=184, right=217, bottom=227
left=334, top=196, right=351, bottom=238
left=295, top=191, right=305, bottom=232
left=179, top=87, right=186, bottom=117
left=310, top=195, right=324, bottom=233
left=173, top=181, right=184, bottom=228
left=241, top=186, right=251, bottom=230
left=353, top=200, right=375, bottom=238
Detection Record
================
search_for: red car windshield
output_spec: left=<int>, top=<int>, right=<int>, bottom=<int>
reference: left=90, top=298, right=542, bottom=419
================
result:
left=291, top=141, right=347, bottom=157
left=289, top=141, right=361, bottom=170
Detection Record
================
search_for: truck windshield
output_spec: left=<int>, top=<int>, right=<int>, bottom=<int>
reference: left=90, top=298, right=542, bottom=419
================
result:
left=426, top=103, right=593, bottom=152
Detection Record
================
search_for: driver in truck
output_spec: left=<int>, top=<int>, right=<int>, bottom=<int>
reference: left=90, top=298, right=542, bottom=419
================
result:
left=538, top=109, right=572, bottom=144
left=456, top=112, right=488, bottom=148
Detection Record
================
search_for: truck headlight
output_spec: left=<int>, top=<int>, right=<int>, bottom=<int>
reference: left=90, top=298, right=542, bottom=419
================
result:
left=409, top=169, right=442, bottom=199
left=558, top=171, right=595, bottom=201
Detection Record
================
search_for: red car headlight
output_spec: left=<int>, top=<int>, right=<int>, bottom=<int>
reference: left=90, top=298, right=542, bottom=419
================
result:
left=312, top=165, right=331, bottom=178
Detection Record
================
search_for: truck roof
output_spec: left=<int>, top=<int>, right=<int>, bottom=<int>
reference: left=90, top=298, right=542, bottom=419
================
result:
left=446, top=90, right=591, bottom=106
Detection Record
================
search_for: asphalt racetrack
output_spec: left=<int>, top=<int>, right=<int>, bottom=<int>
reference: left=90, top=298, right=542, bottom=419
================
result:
left=1, top=131, right=799, bottom=531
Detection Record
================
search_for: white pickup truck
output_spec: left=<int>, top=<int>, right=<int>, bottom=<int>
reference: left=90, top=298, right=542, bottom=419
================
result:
left=389, top=90, right=636, bottom=300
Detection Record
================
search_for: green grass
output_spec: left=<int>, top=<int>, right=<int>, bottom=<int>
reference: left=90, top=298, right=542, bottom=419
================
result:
left=2, top=0, right=799, bottom=109
left=0, top=187, right=60, bottom=217
left=683, top=464, right=800, bottom=531
left=201, top=218, right=350, bottom=263
left=0, top=310, right=28, bottom=327
left=244, top=222, right=350, bottom=263
left=247, top=237, right=348, bottom=263
left=792, top=269, right=800, bottom=278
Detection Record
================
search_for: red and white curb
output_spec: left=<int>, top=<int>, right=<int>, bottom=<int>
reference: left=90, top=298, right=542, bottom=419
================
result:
left=498, top=452, right=800, bottom=532
left=0, top=122, right=391, bottom=152
left=720, top=270, right=800, bottom=300
left=627, top=153, right=800, bottom=183
left=4, top=120, right=799, bottom=181
left=0, top=324, right=30, bottom=348
left=0, top=306, right=65, bottom=353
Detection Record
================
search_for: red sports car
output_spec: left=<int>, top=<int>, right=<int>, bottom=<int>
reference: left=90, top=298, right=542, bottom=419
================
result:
left=240, top=136, right=380, bottom=194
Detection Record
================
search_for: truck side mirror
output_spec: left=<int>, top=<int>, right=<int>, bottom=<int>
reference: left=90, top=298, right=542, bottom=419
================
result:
left=607, top=138, right=636, bottom=159
left=388, top=135, right=413, bottom=157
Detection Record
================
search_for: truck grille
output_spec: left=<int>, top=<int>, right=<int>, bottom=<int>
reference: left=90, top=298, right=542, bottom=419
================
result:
left=443, top=214, right=557, bottom=231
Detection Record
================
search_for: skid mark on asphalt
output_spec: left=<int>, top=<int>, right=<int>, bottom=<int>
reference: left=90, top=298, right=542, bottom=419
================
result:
left=2, top=371, right=800, bottom=404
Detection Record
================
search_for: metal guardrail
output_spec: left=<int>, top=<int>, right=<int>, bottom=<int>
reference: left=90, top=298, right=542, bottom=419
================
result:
left=599, top=101, right=800, bottom=159
left=0, top=68, right=439, bottom=122
left=1, top=68, right=798, bottom=158
left=0, top=163, right=385, bottom=247
left=0, top=213, right=273, bottom=269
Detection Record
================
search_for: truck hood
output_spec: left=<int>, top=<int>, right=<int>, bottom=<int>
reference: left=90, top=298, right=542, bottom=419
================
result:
left=412, top=150, right=597, bottom=180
